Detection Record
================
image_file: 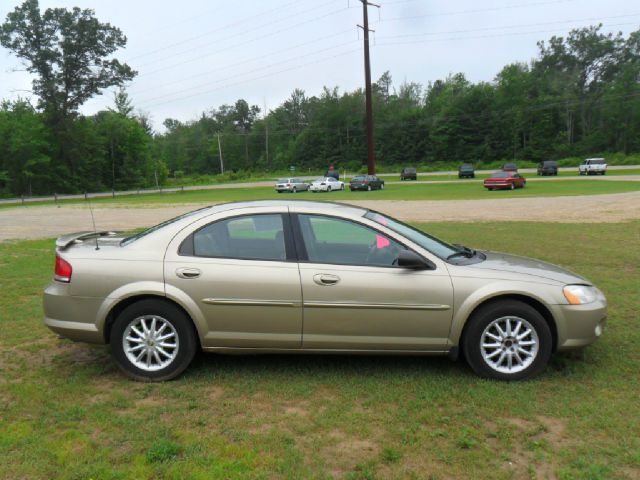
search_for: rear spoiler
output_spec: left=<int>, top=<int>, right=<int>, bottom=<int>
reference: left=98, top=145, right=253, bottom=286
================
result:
left=56, top=231, right=119, bottom=250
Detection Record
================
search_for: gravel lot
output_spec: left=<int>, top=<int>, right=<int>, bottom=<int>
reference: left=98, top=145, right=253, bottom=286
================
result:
left=1, top=191, right=639, bottom=241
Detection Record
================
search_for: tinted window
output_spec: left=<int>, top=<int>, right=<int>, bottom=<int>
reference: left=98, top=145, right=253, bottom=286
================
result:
left=589, top=159, right=605, bottom=165
left=365, top=211, right=458, bottom=260
left=193, top=214, right=286, bottom=261
left=298, top=215, right=403, bottom=267
left=352, top=176, right=365, bottom=181
left=492, top=171, right=510, bottom=178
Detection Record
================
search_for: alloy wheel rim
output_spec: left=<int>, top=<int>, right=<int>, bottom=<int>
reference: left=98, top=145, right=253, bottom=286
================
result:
left=123, top=315, right=179, bottom=371
left=480, top=316, right=539, bottom=374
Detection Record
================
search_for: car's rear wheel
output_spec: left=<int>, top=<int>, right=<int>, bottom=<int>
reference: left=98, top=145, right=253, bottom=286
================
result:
left=463, top=300, right=552, bottom=381
left=327, top=186, right=331, bottom=192
left=110, top=299, right=198, bottom=382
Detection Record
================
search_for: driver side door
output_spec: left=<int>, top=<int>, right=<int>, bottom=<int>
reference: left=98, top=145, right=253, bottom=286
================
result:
left=293, top=214, right=454, bottom=351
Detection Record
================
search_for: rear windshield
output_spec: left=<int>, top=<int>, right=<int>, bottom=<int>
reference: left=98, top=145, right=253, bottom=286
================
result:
left=403, top=168, right=416, bottom=173
left=122, top=207, right=208, bottom=245
left=491, top=171, right=511, bottom=178
left=588, top=159, right=605, bottom=165
left=542, top=161, right=557, bottom=166
left=277, top=178, right=290, bottom=182
left=352, top=176, right=365, bottom=181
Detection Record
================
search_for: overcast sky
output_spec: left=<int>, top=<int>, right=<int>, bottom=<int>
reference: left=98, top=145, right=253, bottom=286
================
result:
left=1, top=0, right=638, bottom=131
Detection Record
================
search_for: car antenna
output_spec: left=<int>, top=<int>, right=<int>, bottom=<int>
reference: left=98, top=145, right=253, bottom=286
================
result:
left=87, top=194, right=100, bottom=251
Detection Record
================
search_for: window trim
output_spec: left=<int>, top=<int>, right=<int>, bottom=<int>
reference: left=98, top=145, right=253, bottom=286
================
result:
left=178, top=212, right=297, bottom=263
left=290, top=213, right=434, bottom=270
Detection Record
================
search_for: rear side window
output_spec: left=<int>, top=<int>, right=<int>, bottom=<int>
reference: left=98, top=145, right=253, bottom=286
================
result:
left=189, top=214, right=287, bottom=261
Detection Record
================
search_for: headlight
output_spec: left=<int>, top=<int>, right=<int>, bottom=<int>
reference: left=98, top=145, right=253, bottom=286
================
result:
left=563, top=285, right=597, bottom=305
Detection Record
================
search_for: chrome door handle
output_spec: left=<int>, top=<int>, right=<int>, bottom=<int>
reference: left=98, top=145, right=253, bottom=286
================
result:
left=313, top=274, right=340, bottom=286
left=176, top=268, right=201, bottom=279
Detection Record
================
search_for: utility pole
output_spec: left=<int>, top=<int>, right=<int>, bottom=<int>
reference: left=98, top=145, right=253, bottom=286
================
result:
left=264, top=98, right=269, bottom=169
left=358, top=0, right=379, bottom=175
left=217, top=133, right=224, bottom=174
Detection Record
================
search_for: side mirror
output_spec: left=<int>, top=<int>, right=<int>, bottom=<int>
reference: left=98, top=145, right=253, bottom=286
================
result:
left=396, top=250, right=435, bottom=270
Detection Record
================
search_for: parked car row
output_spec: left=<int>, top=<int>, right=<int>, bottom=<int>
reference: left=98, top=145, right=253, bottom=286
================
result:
left=277, top=157, right=607, bottom=194
left=275, top=176, right=385, bottom=193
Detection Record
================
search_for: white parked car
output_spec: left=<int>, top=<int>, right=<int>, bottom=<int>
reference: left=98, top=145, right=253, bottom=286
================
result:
left=579, top=158, right=607, bottom=175
left=309, top=177, right=344, bottom=192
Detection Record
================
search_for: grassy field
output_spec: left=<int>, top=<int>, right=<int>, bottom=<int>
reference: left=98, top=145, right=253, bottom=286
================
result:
left=1, top=221, right=638, bottom=479
left=1, top=178, right=638, bottom=210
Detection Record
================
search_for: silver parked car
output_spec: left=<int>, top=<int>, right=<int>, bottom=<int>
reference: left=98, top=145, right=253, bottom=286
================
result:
left=275, top=178, right=309, bottom=193
left=44, top=201, right=607, bottom=382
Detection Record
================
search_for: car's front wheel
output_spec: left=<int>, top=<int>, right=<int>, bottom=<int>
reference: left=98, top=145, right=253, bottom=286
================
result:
left=463, top=300, right=552, bottom=381
left=110, top=299, right=198, bottom=382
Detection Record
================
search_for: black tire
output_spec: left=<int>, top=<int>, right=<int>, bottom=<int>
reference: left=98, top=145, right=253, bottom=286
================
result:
left=110, top=299, right=198, bottom=382
left=462, top=300, right=552, bottom=381
left=327, top=186, right=331, bottom=192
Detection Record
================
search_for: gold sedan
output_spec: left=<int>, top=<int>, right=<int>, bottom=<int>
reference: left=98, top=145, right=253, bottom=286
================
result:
left=44, top=201, right=607, bottom=381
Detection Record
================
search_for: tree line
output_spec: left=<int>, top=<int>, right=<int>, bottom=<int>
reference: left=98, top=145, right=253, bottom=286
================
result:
left=1, top=0, right=639, bottom=196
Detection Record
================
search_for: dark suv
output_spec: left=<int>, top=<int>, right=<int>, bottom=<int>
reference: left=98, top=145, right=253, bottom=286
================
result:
left=458, top=164, right=475, bottom=178
left=400, top=167, right=417, bottom=181
left=537, top=160, right=558, bottom=176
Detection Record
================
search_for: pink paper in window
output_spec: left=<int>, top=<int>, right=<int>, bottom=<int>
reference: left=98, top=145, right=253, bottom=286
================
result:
left=376, top=234, right=390, bottom=249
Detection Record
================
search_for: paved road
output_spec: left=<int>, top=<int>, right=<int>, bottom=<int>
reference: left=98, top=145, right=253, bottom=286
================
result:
left=1, top=165, right=638, bottom=206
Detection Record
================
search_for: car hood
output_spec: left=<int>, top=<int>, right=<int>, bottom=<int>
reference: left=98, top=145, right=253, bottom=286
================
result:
left=465, top=251, right=590, bottom=284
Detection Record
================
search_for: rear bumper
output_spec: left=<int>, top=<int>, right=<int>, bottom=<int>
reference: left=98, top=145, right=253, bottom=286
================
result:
left=43, top=282, right=105, bottom=344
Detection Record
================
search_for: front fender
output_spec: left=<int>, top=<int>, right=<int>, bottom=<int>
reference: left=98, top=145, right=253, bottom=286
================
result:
left=448, top=279, right=560, bottom=345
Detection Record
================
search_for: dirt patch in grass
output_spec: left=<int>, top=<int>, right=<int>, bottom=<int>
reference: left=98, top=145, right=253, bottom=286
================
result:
left=320, top=432, right=380, bottom=478
left=499, top=416, right=568, bottom=480
left=1, top=191, right=639, bottom=240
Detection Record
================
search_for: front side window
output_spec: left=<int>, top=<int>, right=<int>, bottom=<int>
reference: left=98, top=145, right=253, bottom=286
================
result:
left=365, top=211, right=458, bottom=260
left=192, top=214, right=286, bottom=261
left=297, top=215, right=403, bottom=267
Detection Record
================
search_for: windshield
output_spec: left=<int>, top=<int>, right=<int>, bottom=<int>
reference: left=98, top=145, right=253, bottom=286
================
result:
left=491, top=171, right=510, bottom=178
left=277, top=178, right=289, bottom=183
left=121, top=207, right=208, bottom=245
left=364, top=211, right=458, bottom=259
left=352, top=176, right=365, bottom=181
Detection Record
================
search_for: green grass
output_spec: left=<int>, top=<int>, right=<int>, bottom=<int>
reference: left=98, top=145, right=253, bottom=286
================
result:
left=1, top=178, right=637, bottom=210
left=1, top=221, right=639, bottom=479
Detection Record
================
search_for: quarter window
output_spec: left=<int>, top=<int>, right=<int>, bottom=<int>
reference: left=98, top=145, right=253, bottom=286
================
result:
left=297, top=215, right=403, bottom=267
left=193, top=214, right=286, bottom=261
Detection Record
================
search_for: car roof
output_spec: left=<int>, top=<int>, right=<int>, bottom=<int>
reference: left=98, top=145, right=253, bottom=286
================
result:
left=201, top=200, right=365, bottom=216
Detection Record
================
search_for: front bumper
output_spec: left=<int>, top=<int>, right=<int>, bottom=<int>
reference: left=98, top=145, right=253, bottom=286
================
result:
left=552, top=299, right=607, bottom=350
left=43, top=282, right=105, bottom=344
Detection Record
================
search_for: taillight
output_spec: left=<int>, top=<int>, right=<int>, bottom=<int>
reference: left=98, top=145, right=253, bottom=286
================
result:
left=55, top=255, right=72, bottom=283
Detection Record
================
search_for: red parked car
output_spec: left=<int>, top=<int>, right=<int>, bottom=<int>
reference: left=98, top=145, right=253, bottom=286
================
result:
left=484, top=171, right=526, bottom=190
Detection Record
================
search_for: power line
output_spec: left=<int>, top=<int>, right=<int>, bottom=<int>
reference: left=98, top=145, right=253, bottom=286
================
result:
left=376, top=14, right=640, bottom=41
left=129, top=4, right=357, bottom=81
left=135, top=40, right=360, bottom=106
left=381, top=0, right=578, bottom=22
left=128, top=27, right=358, bottom=96
left=140, top=47, right=362, bottom=109
left=374, top=21, right=640, bottom=47
left=125, top=0, right=324, bottom=62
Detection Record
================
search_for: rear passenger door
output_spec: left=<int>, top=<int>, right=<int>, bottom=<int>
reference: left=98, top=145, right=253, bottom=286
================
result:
left=164, top=208, right=303, bottom=348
